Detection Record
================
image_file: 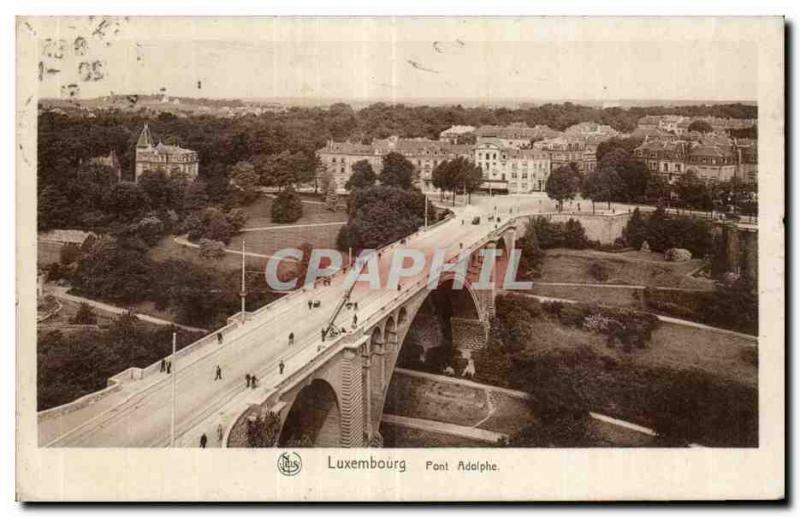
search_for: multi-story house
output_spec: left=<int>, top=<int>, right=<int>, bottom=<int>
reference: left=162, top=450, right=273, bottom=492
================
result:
left=473, top=142, right=550, bottom=194
left=533, top=136, right=597, bottom=175
left=134, top=123, right=199, bottom=182
left=439, top=125, right=476, bottom=144
left=316, top=136, right=471, bottom=190
left=474, top=124, right=560, bottom=149
left=634, top=136, right=751, bottom=184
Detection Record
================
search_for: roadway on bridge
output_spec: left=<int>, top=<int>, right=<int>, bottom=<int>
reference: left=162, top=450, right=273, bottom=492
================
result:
left=44, top=202, right=506, bottom=447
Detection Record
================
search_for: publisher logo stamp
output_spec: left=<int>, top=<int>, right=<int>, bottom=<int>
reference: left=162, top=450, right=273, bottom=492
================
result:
left=277, top=452, right=302, bottom=477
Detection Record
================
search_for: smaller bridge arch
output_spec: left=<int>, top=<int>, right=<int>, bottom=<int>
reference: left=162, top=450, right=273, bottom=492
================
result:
left=277, top=378, right=341, bottom=447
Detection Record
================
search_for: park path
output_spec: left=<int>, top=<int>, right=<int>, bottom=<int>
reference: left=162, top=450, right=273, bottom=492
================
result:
left=240, top=221, right=346, bottom=233
left=49, top=285, right=207, bottom=333
left=381, top=414, right=507, bottom=443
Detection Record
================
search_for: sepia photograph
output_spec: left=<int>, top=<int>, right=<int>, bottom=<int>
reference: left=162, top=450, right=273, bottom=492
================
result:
left=14, top=13, right=784, bottom=501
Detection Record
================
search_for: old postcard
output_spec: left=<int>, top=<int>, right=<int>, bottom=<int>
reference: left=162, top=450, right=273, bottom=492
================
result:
left=16, top=16, right=784, bottom=501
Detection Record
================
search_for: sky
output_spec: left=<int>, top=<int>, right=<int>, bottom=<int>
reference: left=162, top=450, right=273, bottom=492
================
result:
left=27, top=16, right=760, bottom=103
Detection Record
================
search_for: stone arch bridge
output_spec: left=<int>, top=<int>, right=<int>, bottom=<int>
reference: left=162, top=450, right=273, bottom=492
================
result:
left=227, top=224, right=518, bottom=448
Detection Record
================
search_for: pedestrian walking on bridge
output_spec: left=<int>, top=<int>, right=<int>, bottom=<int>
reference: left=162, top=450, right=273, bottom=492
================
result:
left=289, top=332, right=294, bottom=346
left=308, top=300, right=313, bottom=310
left=251, top=374, right=258, bottom=388
left=160, top=359, right=166, bottom=372
left=279, top=360, right=285, bottom=375
left=200, top=433, right=207, bottom=448
left=245, top=373, right=251, bottom=388
left=215, top=365, right=222, bottom=380
left=166, top=361, right=172, bottom=374
left=321, top=328, right=326, bottom=341
left=217, top=424, right=224, bottom=443
left=217, top=333, right=223, bottom=345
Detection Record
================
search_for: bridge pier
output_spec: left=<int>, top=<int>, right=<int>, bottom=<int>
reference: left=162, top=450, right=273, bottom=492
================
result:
left=340, top=347, right=366, bottom=447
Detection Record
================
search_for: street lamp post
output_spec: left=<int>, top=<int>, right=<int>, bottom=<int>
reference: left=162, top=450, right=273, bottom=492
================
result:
left=240, top=239, right=247, bottom=323
left=170, top=331, right=176, bottom=448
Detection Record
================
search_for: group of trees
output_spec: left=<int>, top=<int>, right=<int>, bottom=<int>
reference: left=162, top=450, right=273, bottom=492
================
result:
left=61, top=237, right=279, bottom=328
left=431, top=157, right=483, bottom=204
left=38, top=311, right=203, bottom=410
left=622, top=207, right=714, bottom=257
left=336, top=152, right=433, bottom=251
left=545, top=138, right=757, bottom=215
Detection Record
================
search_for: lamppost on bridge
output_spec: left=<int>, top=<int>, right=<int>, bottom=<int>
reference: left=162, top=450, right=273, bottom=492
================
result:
left=170, top=331, right=176, bottom=448
left=240, top=239, right=247, bottom=324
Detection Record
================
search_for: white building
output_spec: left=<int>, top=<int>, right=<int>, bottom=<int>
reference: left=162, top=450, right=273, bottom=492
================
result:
left=473, top=142, right=550, bottom=194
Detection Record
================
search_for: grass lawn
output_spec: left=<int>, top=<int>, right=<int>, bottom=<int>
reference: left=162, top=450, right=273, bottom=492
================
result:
left=529, top=284, right=644, bottom=308
left=517, top=316, right=756, bottom=388
left=240, top=193, right=348, bottom=229
left=538, top=249, right=712, bottom=289
left=229, top=223, right=345, bottom=258
left=149, top=235, right=271, bottom=272
left=384, top=373, right=490, bottom=427
left=39, top=298, right=118, bottom=330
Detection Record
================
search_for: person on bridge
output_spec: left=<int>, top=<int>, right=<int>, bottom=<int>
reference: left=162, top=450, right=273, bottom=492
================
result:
left=251, top=374, right=258, bottom=388
left=200, top=433, right=207, bottom=448
left=321, top=328, right=326, bottom=341
left=166, top=361, right=172, bottom=374
left=279, top=360, right=285, bottom=375
left=289, top=332, right=294, bottom=346
left=217, top=424, right=224, bottom=443
left=215, top=365, right=222, bottom=380
left=308, top=300, right=313, bottom=310
left=354, top=301, right=358, bottom=311
left=217, top=333, right=223, bottom=345
left=160, top=359, right=166, bottom=372
left=352, top=314, right=358, bottom=327
left=245, top=373, right=251, bottom=388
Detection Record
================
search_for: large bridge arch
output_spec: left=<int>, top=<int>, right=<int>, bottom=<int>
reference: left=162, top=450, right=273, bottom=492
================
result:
left=277, top=378, right=341, bottom=447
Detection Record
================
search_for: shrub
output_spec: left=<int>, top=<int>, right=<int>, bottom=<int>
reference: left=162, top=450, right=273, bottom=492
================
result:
left=59, top=243, right=81, bottom=265
left=531, top=216, right=589, bottom=249
left=198, top=239, right=226, bottom=261
left=70, top=302, right=97, bottom=325
left=588, top=261, right=610, bottom=281
left=246, top=411, right=281, bottom=447
left=271, top=187, right=303, bottom=223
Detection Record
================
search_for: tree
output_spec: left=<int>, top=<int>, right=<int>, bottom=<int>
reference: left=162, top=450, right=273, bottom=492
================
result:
left=337, top=185, right=426, bottom=250
left=674, top=171, right=712, bottom=211
left=345, top=160, right=376, bottom=191
left=688, top=120, right=713, bottom=133
left=138, top=169, right=175, bottom=210
left=622, top=208, right=649, bottom=249
left=324, top=176, right=339, bottom=211
left=205, top=213, right=235, bottom=244
left=198, top=239, right=226, bottom=261
left=582, top=167, right=621, bottom=210
left=318, top=167, right=335, bottom=196
left=247, top=411, right=282, bottom=447
left=596, top=136, right=644, bottom=161
left=271, top=186, right=303, bottom=223
left=59, top=242, right=81, bottom=265
left=70, top=302, right=97, bottom=325
left=545, top=164, right=581, bottom=211
left=645, top=174, right=670, bottom=205
left=104, top=182, right=148, bottom=223
left=72, top=238, right=153, bottom=304
left=38, top=185, right=74, bottom=231
left=517, top=220, right=545, bottom=277
left=230, top=161, right=259, bottom=201
left=379, top=152, right=415, bottom=189
left=135, top=215, right=165, bottom=247
left=432, top=157, right=482, bottom=204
